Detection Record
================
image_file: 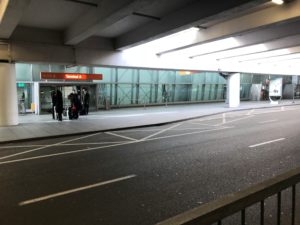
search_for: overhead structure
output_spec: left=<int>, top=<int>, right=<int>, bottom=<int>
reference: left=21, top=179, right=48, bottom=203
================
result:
left=0, top=0, right=299, bottom=74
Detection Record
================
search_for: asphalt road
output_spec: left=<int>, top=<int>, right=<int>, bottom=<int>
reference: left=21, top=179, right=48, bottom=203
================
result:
left=0, top=106, right=300, bottom=225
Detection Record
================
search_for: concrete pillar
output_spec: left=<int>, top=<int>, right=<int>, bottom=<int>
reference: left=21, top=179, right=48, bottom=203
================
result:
left=33, top=82, right=40, bottom=115
left=0, top=63, right=18, bottom=126
left=227, top=73, right=240, bottom=108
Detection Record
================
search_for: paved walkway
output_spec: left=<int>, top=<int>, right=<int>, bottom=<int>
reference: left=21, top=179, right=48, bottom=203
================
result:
left=1, top=100, right=299, bottom=143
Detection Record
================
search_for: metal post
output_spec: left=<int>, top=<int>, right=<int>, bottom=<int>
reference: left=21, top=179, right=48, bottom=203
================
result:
left=260, top=200, right=265, bottom=225
left=277, top=192, right=281, bottom=225
left=292, top=185, right=296, bottom=225
left=241, top=209, right=246, bottom=225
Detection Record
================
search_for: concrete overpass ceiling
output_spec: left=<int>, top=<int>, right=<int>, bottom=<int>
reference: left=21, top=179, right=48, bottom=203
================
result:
left=19, top=0, right=95, bottom=31
left=1, top=0, right=300, bottom=74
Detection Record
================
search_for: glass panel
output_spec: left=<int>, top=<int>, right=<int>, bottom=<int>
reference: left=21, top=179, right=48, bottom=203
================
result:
left=192, top=73, right=206, bottom=84
left=17, top=83, right=32, bottom=113
left=16, top=63, right=32, bottom=81
left=32, top=64, right=49, bottom=81
left=50, top=65, right=65, bottom=73
left=175, top=72, right=192, bottom=84
left=158, top=70, right=176, bottom=84
left=93, top=67, right=113, bottom=83
left=140, top=69, right=155, bottom=83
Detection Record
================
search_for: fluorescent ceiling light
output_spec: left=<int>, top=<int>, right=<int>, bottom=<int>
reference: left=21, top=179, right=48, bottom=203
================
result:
left=230, top=48, right=291, bottom=62
left=192, top=44, right=268, bottom=60
left=254, top=53, right=300, bottom=64
left=0, top=0, right=9, bottom=24
left=123, top=27, right=199, bottom=55
left=161, top=37, right=240, bottom=58
left=271, top=0, right=284, bottom=5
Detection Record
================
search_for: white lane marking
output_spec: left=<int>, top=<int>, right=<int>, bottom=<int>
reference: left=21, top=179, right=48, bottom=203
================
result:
left=253, top=108, right=300, bottom=115
left=0, top=127, right=233, bottom=165
left=0, top=145, right=44, bottom=149
left=249, top=138, right=285, bottom=148
left=102, top=112, right=173, bottom=118
left=140, top=123, right=181, bottom=141
left=0, top=141, right=127, bottom=149
left=105, top=132, right=138, bottom=141
left=188, top=122, right=220, bottom=127
left=222, top=113, right=226, bottom=124
left=190, top=117, right=222, bottom=122
left=19, top=174, right=136, bottom=206
left=258, top=120, right=278, bottom=124
left=146, top=126, right=232, bottom=142
left=246, top=109, right=254, bottom=115
left=0, top=132, right=102, bottom=160
left=0, top=141, right=137, bottom=165
left=215, top=115, right=254, bottom=126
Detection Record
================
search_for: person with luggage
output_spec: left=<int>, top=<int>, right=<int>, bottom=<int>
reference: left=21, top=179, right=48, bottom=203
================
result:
left=68, top=90, right=80, bottom=119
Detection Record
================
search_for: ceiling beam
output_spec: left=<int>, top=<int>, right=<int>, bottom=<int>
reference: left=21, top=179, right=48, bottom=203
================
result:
left=115, top=0, right=269, bottom=50
left=64, top=0, right=164, bottom=46
left=0, top=0, right=31, bottom=39
left=156, top=0, right=300, bottom=55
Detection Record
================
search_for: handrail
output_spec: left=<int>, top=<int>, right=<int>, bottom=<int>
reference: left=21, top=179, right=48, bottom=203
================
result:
left=156, top=166, right=300, bottom=225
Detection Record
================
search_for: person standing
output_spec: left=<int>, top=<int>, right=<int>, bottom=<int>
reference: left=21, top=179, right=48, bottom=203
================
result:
left=56, top=89, right=63, bottom=121
left=20, top=92, right=25, bottom=114
left=51, top=90, right=57, bottom=119
left=83, top=89, right=90, bottom=115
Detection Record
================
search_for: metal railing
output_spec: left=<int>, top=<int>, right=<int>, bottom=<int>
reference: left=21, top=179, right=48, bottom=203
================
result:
left=156, top=166, right=300, bottom=225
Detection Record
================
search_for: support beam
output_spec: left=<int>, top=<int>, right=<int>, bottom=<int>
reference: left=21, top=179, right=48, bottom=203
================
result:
left=115, top=0, right=269, bottom=50
left=64, top=0, right=164, bottom=45
left=0, top=0, right=31, bottom=38
left=156, top=0, right=300, bottom=55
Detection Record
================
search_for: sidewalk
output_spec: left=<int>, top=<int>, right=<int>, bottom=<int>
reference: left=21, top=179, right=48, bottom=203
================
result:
left=1, top=100, right=299, bottom=143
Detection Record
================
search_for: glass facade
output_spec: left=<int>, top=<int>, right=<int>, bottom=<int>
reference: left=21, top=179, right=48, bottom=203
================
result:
left=15, top=63, right=298, bottom=112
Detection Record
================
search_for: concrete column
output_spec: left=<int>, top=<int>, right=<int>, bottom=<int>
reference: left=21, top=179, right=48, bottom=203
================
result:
left=0, top=63, right=18, bottom=126
left=33, top=82, right=40, bottom=115
left=227, top=73, right=240, bottom=108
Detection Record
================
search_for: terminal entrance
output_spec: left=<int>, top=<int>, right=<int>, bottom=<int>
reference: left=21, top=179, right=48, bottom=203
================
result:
left=40, top=84, right=97, bottom=114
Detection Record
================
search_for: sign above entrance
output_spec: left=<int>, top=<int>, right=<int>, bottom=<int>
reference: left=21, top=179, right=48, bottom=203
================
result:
left=40, top=72, right=103, bottom=81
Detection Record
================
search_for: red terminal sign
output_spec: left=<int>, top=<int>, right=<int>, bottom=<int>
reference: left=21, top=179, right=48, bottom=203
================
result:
left=41, top=72, right=103, bottom=81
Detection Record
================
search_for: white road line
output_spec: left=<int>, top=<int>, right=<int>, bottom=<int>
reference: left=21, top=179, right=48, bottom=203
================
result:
left=140, top=123, right=181, bottom=141
left=0, top=141, right=137, bottom=165
left=146, top=126, right=232, bottom=142
left=0, top=145, right=44, bottom=149
left=190, top=117, right=222, bottom=122
left=188, top=122, right=220, bottom=127
left=19, top=174, right=136, bottom=206
left=222, top=113, right=226, bottom=124
left=0, top=141, right=127, bottom=149
left=258, top=120, right=278, bottom=124
left=0, top=132, right=102, bottom=160
left=246, top=109, right=254, bottom=116
left=105, top=132, right=138, bottom=141
left=215, top=115, right=254, bottom=126
left=253, top=108, right=300, bottom=115
left=249, top=138, right=286, bottom=148
left=0, top=127, right=233, bottom=165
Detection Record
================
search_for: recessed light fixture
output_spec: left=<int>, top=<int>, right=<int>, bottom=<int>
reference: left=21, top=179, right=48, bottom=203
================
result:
left=271, top=0, right=284, bottom=5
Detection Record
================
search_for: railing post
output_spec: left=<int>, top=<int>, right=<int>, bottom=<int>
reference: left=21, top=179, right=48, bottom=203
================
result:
left=292, top=185, right=296, bottom=225
left=241, top=209, right=246, bottom=225
left=260, top=200, right=265, bottom=225
left=277, top=192, right=281, bottom=225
